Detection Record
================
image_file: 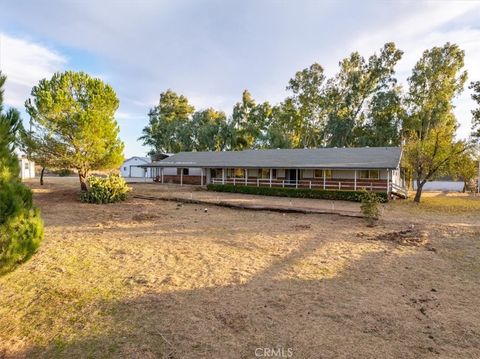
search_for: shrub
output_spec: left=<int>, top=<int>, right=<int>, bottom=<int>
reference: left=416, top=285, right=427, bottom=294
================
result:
left=360, top=190, right=381, bottom=226
left=0, top=206, right=44, bottom=275
left=0, top=176, right=44, bottom=274
left=80, top=174, right=131, bottom=204
left=206, top=184, right=388, bottom=203
left=0, top=82, right=44, bottom=274
left=56, top=168, right=73, bottom=177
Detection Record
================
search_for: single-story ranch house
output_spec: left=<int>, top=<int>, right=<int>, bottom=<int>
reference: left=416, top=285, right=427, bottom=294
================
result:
left=140, top=147, right=407, bottom=197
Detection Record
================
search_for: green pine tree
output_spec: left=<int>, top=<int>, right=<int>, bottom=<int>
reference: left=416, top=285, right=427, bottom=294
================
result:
left=0, top=72, right=44, bottom=275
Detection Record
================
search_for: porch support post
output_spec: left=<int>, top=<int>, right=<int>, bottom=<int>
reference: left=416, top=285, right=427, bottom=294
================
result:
left=354, top=170, right=357, bottom=191
left=323, top=170, right=326, bottom=190
left=161, top=167, right=164, bottom=184
left=245, top=168, right=248, bottom=186
left=296, top=169, right=298, bottom=188
left=180, top=168, right=183, bottom=186
left=201, top=168, right=204, bottom=186
left=206, top=168, right=211, bottom=185
left=387, top=169, right=390, bottom=196
left=222, top=168, right=225, bottom=184
left=269, top=169, right=272, bottom=187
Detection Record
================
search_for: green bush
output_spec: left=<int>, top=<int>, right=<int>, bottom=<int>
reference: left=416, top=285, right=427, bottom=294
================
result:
left=206, top=184, right=388, bottom=203
left=56, top=168, right=73, bottom=177
left=0, top=175, right=44, bottom=275
left=0, top=77, right=44, bottom=274
left=360, top=190, right=381, bottom=226
left=0, top=206, right=44, bottom=275
left=80, top=174, right=131, bottom=204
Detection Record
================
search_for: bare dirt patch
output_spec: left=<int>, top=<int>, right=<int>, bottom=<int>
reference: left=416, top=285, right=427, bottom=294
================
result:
left=358, top=226, right=429, bottom=246
left=0, top=179, right=479, bottom=358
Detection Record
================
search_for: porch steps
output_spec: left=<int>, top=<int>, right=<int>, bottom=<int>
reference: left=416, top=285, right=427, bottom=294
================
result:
left=391, top=183, right=408, bottom=199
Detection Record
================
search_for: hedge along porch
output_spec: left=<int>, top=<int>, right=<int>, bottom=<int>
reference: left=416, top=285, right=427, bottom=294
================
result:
left=140, top=147, right=407, bottom=198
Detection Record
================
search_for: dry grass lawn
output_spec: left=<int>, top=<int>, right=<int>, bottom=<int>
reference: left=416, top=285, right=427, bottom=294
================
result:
left=0, top=179, right=479, bottom=358
left=393, top=191, right=480, bottom=214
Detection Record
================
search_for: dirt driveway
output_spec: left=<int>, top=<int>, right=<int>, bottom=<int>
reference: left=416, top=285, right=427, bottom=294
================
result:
left=131, top=183, right=362, bottom=216
left=0, top=178, right=479, bottom=358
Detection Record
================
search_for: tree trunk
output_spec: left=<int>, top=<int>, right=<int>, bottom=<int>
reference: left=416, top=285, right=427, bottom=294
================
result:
left=79, top=172, right=88, bottom=191
left=414, top=179, right=424, bottom=203
left=40, top=167, right=45, bottom=185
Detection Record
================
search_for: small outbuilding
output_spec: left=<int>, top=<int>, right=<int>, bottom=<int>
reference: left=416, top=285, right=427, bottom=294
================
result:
left=18, top=157, right=35, bottom=180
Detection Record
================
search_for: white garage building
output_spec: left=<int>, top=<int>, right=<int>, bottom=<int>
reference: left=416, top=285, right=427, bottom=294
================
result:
left=120, top=157, right=152, bottom=178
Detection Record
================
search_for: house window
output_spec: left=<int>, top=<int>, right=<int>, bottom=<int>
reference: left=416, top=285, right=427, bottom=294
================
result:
left=314, top=169, right=332, bottom=178
left=25, top=162, right=29, bottom=170
left=123, top=167, right=127, bottom=171
left=177, top=168, right=189, bottom=176
left=359, top=170, right=380, bottom=180
left=259, top=168, right=270, bottom=179
left=234, top=168, right=245, bottom=178
left=211, top=168, right=222, bottom=178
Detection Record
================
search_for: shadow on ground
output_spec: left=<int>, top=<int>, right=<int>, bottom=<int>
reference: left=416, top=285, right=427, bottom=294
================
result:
left=16, top=232, right=480, bottom=359
left=7, top=180, right=479, bottom=359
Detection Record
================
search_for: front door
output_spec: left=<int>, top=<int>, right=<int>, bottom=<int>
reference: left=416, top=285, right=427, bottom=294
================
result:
left=286, top=169, right=297, bottom=186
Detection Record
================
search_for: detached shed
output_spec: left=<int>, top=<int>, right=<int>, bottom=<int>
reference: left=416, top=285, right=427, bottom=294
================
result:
left=18, top=157, right=35, bottom=180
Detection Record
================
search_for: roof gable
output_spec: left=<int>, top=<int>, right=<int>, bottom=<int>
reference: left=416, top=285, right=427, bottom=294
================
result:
left=122, top=156, right=151, bottom=165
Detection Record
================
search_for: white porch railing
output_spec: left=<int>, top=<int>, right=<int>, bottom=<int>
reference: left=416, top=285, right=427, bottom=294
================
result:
left=211, top=178, right=389, bottom=191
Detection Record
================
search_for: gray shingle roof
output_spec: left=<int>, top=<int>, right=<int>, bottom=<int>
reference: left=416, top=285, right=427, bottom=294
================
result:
left=143, top=147, right=402, bottom=169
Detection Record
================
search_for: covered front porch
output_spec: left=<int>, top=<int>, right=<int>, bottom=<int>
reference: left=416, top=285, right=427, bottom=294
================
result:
left=209, top=167, right=404, bottom=194
left=144, top=165, right=406, bottom=197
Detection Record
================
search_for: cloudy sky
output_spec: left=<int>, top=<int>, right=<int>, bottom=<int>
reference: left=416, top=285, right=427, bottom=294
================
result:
left=1, top=0, right=479, bottom=157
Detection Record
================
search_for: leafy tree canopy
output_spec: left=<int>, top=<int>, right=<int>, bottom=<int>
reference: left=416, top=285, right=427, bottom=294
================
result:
left=470, top=81, right=480, bottom=140
left=25, top=71, right=124, bottom=190
left=140, top=90, right=196, bottom=154
left=402, top=43, right=468, bottom=202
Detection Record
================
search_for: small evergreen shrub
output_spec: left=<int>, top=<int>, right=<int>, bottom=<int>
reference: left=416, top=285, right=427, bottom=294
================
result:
left=207, top=184, right=388, bottom=203
left=0, top=90, right=44, bottom=274
left=360, top=190, right=381, bottom=226
left=0, top=174, right=44, bottom=274
left=0, top=206, right=44, bottom=275
left=80, top=174, right=131, bottom=204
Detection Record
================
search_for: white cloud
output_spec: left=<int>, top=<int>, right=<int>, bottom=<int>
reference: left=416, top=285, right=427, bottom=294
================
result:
left=116, top=111, right=145, bottom=121
left=348, top=2, right=480, bottom=140
left=1, top=1, right=479, bottom=156
left=0, top=33, right=66, bottom=107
